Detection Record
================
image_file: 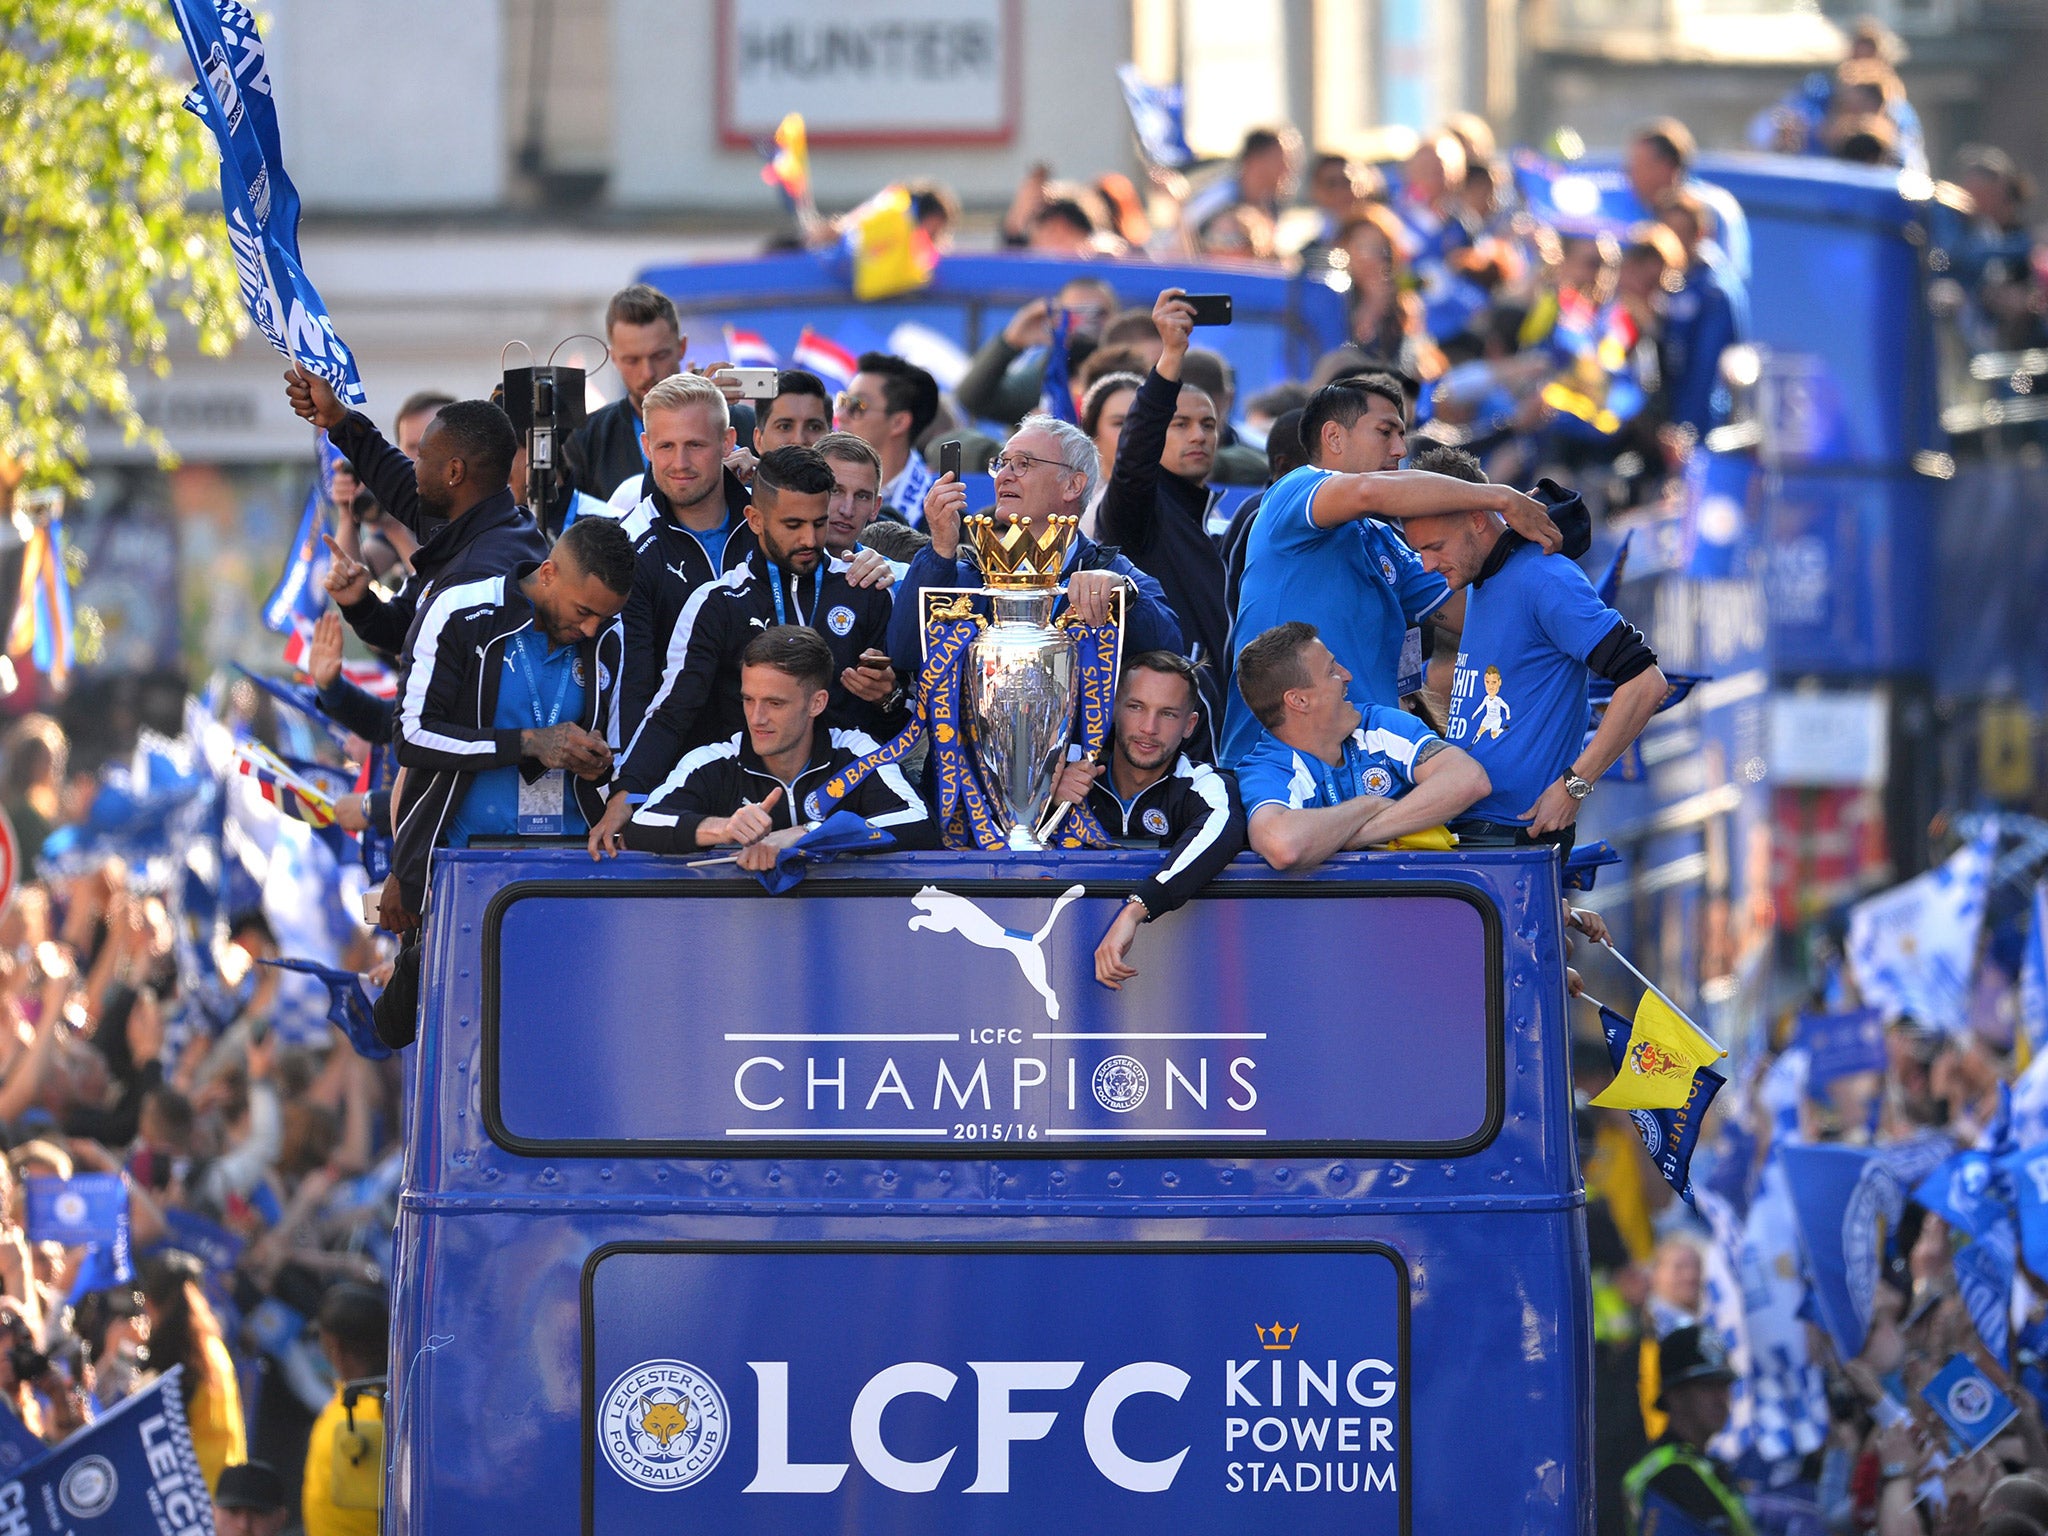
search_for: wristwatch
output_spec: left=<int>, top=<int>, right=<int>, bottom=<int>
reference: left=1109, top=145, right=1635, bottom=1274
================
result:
left=1562, top=773, right=1594, bottom=801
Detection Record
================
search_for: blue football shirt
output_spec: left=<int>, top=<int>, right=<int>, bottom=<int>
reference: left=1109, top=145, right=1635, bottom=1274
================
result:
left=1446, top=541, right=1624, bottom=824
left=1232, top=706, right=1441, bottom=815
left=1223, top=466, right=1449, bottom=762
left=447, top=629, right=590, bottom=846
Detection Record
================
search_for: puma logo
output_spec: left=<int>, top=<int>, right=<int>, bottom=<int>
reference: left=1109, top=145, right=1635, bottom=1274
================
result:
left=907, top=884, right=1085, bottom=1021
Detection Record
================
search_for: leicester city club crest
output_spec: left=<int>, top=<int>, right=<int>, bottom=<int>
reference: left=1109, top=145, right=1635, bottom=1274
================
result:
left=599, top=1360, right=729, bottom=1491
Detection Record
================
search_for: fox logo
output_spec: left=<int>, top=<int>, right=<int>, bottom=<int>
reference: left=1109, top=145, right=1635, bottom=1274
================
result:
left=638, top=1398, right=691, bottom=1448
left=908, top=884, right=1085, bottom=1020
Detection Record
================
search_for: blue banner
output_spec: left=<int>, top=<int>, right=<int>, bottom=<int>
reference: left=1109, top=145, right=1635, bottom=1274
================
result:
left=1779, top=1144, right=1900, bottom=1362
left=24, top=1175, right=126, bottom=1250
left=260, top=433, right=343, bottom=635
left=1038, top=310, right=1077, bottom=425
left=1797, top=1008, right=1887, bottom=1094
left=0, top=1368, right=210, bottom=1535
left=1114, top=65, right=1192, bottom=170
left=490, top=885, right=1495, bottom=1152
left=168, top=0, right=366, bottom=406
left=258, top=957, right=390, bottom=1061
left=588, top=1244, right=1404, bottom=1532
left=1920, top=1353, right=2019, bottom=1455
left=2003, top=1143, right=2048, bottom=1280
left=1914, top=1152, right=2001, bottom=1242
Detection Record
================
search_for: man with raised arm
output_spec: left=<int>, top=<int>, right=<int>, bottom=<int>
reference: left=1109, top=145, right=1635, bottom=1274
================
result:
left=625, top=626, right=935, bottom=865
left=1095, top=289, right=1230, bottom=747
left=1046, top=652, right=1245, bottom=989
left=1232, top=622, right=1489, bottom=873
left=1221, top=375, right=1564, bottom=762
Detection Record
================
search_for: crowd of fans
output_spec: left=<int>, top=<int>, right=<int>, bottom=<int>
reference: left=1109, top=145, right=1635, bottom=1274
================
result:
left=1581, top=964, right=2048, bottom=1536
left=0, top=714, right=393, bottom=1534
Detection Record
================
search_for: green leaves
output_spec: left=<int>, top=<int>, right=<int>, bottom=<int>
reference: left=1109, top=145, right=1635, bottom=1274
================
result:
left=0, top=0, right=243, bottom=490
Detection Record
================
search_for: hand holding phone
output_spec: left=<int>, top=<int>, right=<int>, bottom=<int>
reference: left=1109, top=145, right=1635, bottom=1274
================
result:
left=939, top=441, right=963, bottom=479
left=1184, top=294, right=1234, bottom=327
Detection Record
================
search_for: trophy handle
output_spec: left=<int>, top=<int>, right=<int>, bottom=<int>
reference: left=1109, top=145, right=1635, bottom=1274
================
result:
left=1034, top=584, right=1127, bottom=845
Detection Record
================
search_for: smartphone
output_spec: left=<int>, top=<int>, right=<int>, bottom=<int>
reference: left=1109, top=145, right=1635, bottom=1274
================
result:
left=1184, top=293, right=1234, bottom=327
left=939, top=441, right=963, bottom=479
left=857, top=648, right=894, bottom=673
left=724, top=366, right=780, bottom=399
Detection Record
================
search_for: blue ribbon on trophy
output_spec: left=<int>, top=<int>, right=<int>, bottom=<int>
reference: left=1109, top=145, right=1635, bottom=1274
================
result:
left=806, top=514, right=1120, bottom=850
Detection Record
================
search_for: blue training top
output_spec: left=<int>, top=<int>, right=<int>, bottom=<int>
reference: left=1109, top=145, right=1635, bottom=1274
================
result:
left=1223, top=466, right=1448, bottom=763
left=1446, top=540, right=1624, bottom=825
left=1232, top=706, right=1440, bottom=816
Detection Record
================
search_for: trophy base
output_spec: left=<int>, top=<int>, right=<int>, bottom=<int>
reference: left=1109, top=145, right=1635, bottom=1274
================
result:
left=1004, top=825, right=1048, bottom=853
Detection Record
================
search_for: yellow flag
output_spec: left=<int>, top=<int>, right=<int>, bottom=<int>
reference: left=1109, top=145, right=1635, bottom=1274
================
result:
left=849, top=186, right=936, bottom=301
left=1376, top=826, right=1457, bottom=851
left=1591, top=989, right=1724, bottom=1111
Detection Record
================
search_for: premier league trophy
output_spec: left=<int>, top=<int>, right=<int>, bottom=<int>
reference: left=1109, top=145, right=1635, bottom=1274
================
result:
left=962, top=513, right=1085, bottom=851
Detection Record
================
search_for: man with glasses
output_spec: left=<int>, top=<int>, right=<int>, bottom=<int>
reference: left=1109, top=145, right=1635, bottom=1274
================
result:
left=835, top=353, right=939, bottom=524
left=886, top=413, right=1182, bottom=673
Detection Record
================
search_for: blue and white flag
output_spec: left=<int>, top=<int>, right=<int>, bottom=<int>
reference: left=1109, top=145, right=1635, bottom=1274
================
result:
left=1115, top=64, right=1192, bottom=170
left=261, top=432, right=343, bottom=637
left=24, top=1175, right=126, bottom=1250
left=169, top=0, right=365, bottom=406
left=258, top=957, right=390, bottom=1060
left=1780, top=1142, right=1902, bottom=1362
left=1917, top=1144, right=2016, bottom=1360
left=1037, top=309, right=1077, bottom=425
left=2022, top=880, right=2048, bottom=1057
left=2002, top=1142, right=2048, bottom=1282
left=0, top=1368, right=210, bottom=1535
left=1797, top=1008, right=1887, bottom=1095
left=1848, top=821, right=1998, bottom=1033
left=1702, top=1163, right=1830, bottom=1467
left=1921, top=1353, right=2019, bottom=1455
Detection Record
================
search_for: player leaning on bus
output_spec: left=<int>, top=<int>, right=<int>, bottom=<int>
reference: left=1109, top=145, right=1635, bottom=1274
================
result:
left=1231, top=622, right=1490, bottom=872
left=1398, top=446, right=1666, bottom=857
left=1045, top=651, right=1247, bottom=988
left=622, top=625, right=935, bottom=862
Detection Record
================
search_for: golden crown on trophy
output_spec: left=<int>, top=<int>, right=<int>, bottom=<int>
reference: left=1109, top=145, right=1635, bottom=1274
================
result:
left=967, top=513, right=1078, bottom=591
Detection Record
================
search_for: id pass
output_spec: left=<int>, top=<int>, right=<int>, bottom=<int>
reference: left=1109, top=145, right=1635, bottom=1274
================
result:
left=517, top=769, right=567, bottom=835
left=1397, top=625, right=1424, bottom=696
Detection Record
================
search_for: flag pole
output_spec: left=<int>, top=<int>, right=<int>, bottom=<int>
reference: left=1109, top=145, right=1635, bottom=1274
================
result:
left=1600, top=938, right=1726, bottom=1057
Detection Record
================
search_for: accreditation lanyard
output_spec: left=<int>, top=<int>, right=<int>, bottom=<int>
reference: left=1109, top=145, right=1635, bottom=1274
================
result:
left=769, top=568, right=823, bottom=630
left=510, top=630, right=578, bottom=835
left=1312, top=742, right=1362, bottom=808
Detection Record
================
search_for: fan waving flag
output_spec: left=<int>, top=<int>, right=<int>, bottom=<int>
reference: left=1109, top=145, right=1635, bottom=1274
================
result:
left=722, top=326, right=780, bottom=370
left=794, top=329, right=859, bottom=393
left=169, top=0, right=366, bottom=405
left=846, top=185, right=937, bottom=302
